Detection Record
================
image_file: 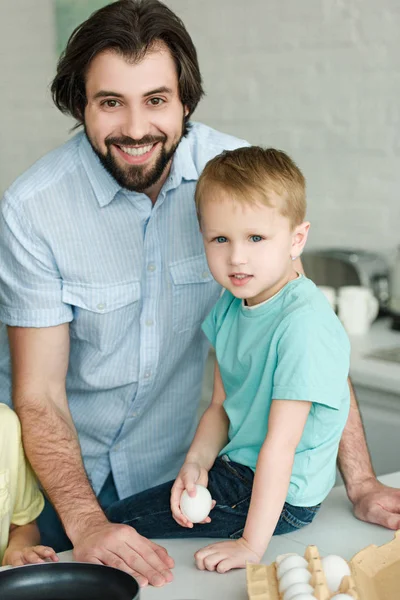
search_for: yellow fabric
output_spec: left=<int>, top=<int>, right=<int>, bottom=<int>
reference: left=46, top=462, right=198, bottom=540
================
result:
left=0, top=404, right=44, bottom=562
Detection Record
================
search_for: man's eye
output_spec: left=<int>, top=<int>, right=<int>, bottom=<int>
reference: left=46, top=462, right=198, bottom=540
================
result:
left=102, top=100, right=121, bottom=108
left=250, top=235, right=263, bottom=242
left=148, top=97, right=164, bottom=106
left=215, top=236, right=227, bottom=243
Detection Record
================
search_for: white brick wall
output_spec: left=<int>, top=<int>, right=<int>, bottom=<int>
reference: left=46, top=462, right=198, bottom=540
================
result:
left=1, top=0, right=399, bottom=255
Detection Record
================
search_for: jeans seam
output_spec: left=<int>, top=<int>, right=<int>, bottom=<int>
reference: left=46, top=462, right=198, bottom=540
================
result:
left=121, top=508, right=172, bottom=524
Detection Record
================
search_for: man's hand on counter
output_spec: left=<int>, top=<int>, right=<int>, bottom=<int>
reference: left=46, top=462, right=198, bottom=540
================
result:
left=72, top=520, right=175, bottom=587
left=351, top=477, right=400, bottom=530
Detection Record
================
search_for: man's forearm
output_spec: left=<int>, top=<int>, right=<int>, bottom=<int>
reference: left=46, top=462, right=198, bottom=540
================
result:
left=337, top=378, right=376, bottom=502
left=15, top=393, right=106, bottom=542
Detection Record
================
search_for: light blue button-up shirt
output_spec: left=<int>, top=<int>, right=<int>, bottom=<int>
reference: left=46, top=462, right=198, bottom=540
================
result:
left=0, top=123, right=247, bottom=498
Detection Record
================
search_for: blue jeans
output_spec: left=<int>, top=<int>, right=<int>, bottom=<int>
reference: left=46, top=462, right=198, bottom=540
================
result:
left=37, top=472, right=119, bottom=552
left=106, top=457, right=320, bottom=539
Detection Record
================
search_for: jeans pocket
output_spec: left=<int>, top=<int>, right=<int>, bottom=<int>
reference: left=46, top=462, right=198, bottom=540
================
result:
left=280, top=503, right=321, bottom=531
left=220, top=457, right=254, bottom=486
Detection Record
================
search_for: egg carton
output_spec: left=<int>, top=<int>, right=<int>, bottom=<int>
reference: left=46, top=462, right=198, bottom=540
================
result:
left=246, top=530, right=400, bottom=600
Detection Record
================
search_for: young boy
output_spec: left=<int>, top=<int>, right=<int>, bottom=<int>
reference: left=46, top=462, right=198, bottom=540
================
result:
left=107, top=147, right=350, bottom=574
left=0, top=403, right=58, bottom=566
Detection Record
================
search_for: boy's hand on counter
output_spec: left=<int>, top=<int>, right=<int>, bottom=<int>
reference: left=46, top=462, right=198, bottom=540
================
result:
left=3, top=545, right=58, bottom=567
left=351, top=477, right=400, bottom=530
left=194, top=537, right=262, bottom=573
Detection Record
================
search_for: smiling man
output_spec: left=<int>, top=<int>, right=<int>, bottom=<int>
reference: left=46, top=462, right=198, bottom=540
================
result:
left=84, top=48, right=188, bottom=199
left=0, top=0, right=399, bottom=589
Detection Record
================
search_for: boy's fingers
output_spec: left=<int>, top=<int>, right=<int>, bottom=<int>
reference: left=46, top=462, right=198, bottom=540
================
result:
left=22, top=549, right=44, bottom=564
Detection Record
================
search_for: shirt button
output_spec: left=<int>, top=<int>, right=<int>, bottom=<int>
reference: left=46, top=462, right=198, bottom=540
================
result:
left=97, top=303, right=106, bottom=310
left=132, top=411, right=138, bottom=417
left=145, top=319, right=154, bottom=327
left=144, top=371, right=151, bottom=379
left=202, top=271, right=210, bottom=279
left=147, top=263, right=156, bottom=272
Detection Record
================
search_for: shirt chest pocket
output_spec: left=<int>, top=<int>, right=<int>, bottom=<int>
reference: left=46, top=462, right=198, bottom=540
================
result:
left=62, top=281, right=141, bottom=352
left=0, top=470, right=10, bottom=518
left=169, top=255, right=220, bottom=334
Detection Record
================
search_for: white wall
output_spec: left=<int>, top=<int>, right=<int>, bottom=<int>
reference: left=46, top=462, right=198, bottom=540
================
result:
left=1, top=0, right=399, bottom=255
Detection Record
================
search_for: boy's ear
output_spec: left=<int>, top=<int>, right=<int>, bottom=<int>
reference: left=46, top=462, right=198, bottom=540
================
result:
left=291, top=221, right=310, bottom=260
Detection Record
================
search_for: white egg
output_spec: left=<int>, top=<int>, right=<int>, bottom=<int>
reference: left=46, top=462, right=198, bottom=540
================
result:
left=276, top=552, right=300, bottom=566
left=277, top=555, right=308, bottom=579
left=179, top=484, right=212, bottom=523
left=288, top=595, right=317, bottom=600
left=279, top=567, right=311, bottom=593
left=321, top=555, right=351, bottom=593
left=331, top=595, right=354, bottom=599
left=283, top=582, right=315, bottom=600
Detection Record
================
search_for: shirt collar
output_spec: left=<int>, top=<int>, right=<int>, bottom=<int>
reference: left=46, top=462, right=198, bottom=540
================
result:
left=79, top=128, right=199, bottom=208
left=79, top=133, right=121, bottom=208
left=166, top=132, right=199, bottom=191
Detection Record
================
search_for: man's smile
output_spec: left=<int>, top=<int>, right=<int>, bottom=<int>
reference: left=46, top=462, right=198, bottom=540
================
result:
left=114, top=142, right=160, bottom=165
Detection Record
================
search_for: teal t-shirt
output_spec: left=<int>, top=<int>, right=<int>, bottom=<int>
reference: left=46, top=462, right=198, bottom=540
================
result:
left=201, top=276, right=350, bottom=507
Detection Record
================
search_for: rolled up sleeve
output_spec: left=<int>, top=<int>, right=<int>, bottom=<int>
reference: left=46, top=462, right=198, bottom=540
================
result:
left=0, top=194, right=73, bottom=327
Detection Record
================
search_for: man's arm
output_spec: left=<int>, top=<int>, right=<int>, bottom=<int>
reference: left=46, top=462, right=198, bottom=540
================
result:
left=338, top=379, right=400, bottom=529
left=337, top=379, right=376, bottom=497
left=8, top=324, right=105, bottom=540
left=8, top=325, right=174, bottom=587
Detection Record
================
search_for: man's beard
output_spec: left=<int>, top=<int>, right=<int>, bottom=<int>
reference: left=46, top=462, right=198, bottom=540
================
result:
left=85, top=127, right=183, bottom=193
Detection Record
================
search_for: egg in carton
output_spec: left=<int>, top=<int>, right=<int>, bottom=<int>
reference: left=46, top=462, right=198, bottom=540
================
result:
left=246, top=530, right=400, bottom=600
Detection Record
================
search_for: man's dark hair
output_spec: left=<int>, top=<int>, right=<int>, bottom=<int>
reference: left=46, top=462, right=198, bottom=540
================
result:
left=51, top=0, right=204, bottom=127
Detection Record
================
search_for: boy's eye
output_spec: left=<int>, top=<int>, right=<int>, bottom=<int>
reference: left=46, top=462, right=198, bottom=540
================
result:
left=250, top=235, right=263, bottom=242
left=215, top=236, right=227, bottom=243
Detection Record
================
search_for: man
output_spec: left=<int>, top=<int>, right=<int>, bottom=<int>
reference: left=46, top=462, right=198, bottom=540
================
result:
left=0, top=0, right=399, bottom=588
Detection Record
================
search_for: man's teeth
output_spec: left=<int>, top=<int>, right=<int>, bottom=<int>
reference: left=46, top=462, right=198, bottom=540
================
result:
left=120, top=144, right=153, bottom=156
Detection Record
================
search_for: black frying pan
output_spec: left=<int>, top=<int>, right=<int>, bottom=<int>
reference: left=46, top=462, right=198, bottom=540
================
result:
left=0, top=562, right=140, bottom=600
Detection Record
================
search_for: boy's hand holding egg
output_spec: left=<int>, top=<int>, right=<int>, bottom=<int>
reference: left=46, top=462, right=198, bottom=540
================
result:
left=180, top=484, right=213, bottom=523
left=170, top=462, right=215, bottom=527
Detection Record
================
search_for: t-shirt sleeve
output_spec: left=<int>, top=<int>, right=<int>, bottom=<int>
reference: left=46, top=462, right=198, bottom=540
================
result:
left=0, top=194, right=73, bottom=327
left=201, top=289, right=234, bottom=347
left=201, top=300, right=219, bottom=347
left=272, top=313, right=350, bottom=409
left=11, top=440, right=45, bottom=526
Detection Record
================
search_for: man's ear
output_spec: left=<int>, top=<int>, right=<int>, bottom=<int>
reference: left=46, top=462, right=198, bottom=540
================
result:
left=184, top=105, right=190, bottom=118
left=291, top=221, right=310, bottom=260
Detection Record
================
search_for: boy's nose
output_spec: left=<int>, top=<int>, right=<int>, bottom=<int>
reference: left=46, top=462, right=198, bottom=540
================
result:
left=229, top=246, right=247, bottom=266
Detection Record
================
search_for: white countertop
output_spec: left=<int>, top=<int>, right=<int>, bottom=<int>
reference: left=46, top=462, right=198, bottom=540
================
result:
left=349, top=317, right=400, bottom=394
left=6, top=471, right=395, bottom=600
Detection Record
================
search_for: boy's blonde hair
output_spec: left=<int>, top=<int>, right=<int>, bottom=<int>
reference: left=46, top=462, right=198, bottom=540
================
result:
left=195, top=146, right=306, bottom=229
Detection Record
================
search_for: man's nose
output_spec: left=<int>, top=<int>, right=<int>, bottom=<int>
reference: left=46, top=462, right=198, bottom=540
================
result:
left=123, top=107, right=149, bottom=142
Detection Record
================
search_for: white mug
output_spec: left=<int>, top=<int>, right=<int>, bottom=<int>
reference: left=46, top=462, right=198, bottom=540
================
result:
left=317, top=286, right=336, bottom=311
left=338, top=286, right=379, bottom=336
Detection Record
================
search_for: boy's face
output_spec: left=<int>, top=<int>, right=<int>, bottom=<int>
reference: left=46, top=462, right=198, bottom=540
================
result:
left=84, top=45, right=188, bottom=199
left=201, top=190, right=309, bottom=306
